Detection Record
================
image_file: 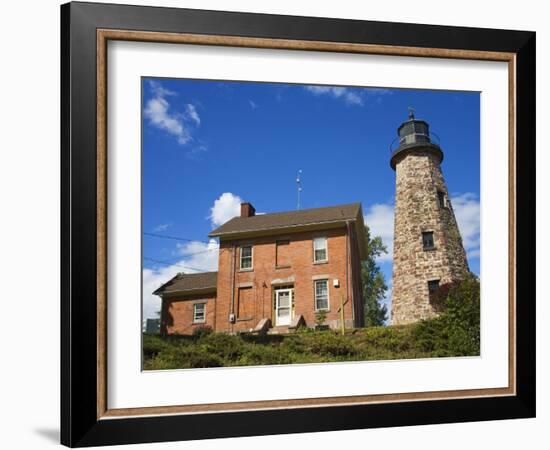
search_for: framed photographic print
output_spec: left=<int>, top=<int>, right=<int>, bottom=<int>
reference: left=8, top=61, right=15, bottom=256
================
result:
left=61, top=1, right=536, bottom=447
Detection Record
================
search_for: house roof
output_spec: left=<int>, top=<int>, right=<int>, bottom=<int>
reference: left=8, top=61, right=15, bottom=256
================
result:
left=209, top=203, right=368, bottom=259
left=153, top=271, right=217, bottom=296
left=209, top=203, right=361, bottom=236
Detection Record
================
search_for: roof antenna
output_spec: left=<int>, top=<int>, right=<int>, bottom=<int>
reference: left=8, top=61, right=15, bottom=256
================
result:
left=296, top=169, right=303, bottom=210
left=408, top=106, right=415, bottom=120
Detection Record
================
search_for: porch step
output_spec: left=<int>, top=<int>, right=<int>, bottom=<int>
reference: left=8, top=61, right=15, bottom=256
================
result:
left=289, top=314, right=306, bottom=330
left=268, top=325, right=289, bottom=335
left=252, top=318, right=272, bottom=335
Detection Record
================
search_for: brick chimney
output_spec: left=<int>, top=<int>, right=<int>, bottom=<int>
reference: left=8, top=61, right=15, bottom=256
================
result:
left=240, top=202, right=256, bottom=218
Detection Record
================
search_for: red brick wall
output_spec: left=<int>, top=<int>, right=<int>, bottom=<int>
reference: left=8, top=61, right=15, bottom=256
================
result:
left=160, top=293, right=216, bottom=336
left=237, top=286, right=254, bottom=319
left=215, top=226, right=362, bottom=333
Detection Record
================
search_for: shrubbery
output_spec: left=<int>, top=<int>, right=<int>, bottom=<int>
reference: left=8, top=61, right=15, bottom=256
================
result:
left=304, top=332, right=357, bottom=357
left=143, top=275, right=480, bottom=369
left=192, top=325, right=213, bottom=338
left=414, top=273, right=480, bottom=356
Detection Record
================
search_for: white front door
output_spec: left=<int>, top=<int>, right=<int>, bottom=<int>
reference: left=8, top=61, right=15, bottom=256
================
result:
left=275, top=289, right=292, bottom=326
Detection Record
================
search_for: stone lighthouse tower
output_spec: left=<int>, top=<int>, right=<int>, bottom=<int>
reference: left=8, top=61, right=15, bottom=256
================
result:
left=390, top=109, right=469, bottom=325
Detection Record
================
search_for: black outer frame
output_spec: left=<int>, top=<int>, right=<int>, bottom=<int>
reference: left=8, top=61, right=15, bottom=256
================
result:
left=60, top=1, right=536, bottom=447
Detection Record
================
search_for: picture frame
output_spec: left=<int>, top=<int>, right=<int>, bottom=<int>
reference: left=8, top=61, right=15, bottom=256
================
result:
left=60, top=1, right=535, bottom=447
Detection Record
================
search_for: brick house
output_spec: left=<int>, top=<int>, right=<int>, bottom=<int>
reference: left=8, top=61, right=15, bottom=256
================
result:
left=155, top=202, right=368, bottom=335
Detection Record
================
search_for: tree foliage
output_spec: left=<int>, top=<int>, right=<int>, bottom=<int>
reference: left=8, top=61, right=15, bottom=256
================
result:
left=361, top=225, right=389, bottom=326
left=414, top=273, right=480, bottom=356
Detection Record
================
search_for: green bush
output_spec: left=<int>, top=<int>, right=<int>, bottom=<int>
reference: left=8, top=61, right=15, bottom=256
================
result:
left=144, top=346, right=223, bottom=370
left=280, top=335, right=307, bottom=354
left=192, top=325, right=213, bottom=338
left=314, top=310, right=327, bottom=328
left=143, top=334, right=173, bottom=360
left=236, top=344, right=295, bottom=366
left=200, top=333, right=244, bottom=360
left=413, top=273, right=480, bottom=356
left=441, top=273, right=480, bottom=355
left=305, top=332, right=357, bottom=357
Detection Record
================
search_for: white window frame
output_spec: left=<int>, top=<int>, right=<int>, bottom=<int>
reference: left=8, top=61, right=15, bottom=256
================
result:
left=314, top=279, right=330, bottom=311
left=313, top=236, right=328, bottom=263
left=239, top=244, right=253, bottom=270
left=193, top=303, right=206, bottom=323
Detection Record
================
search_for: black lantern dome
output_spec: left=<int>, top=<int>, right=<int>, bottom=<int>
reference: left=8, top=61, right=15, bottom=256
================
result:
left=390, top=108, right=443, bottom=170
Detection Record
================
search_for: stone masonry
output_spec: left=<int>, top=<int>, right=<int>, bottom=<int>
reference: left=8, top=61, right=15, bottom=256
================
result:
left=391, top=131, right=469, bottom=325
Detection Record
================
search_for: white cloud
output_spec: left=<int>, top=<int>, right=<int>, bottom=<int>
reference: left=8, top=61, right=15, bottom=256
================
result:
left=451, top=192, right=480, bottom=259
left=304, top=86, right=391, bottom=106
left=175, top=239, right=220, bottom=271
left=153, top=223, right=172, bottom=232
left=364, top=88, right=392, bottom=96
left=382, top=284, right=393, bottom=325
left=149, top=80, right=176, bottom=98
left=144, top=80, right=201, bottom=146
left=209, top=192, right=242, bottom=227
left=186, top=145, right=208, bottom=160
left=305, top=86, right=363, bottom=105
left=364, top=203, right=395, bottom=263
left=142, top=239, right=219, bottom=320
left=142, top=263, right=180, bottom=321
left=185, top=104, right=201, bottom=126
left=249, top=100, right=258, bottom=109
left=144, top=96, right=191, bottom=144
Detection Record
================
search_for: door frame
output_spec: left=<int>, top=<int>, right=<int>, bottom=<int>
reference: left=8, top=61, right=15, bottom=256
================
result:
left=274, top=287, right=293, bottom=326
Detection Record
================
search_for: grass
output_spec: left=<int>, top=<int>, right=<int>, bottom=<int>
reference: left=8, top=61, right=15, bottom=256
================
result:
left=143, top=322, right=478, bottom=370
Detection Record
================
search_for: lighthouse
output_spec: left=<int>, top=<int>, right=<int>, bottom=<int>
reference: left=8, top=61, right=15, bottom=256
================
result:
left=390, top=109, right=469, bottom=325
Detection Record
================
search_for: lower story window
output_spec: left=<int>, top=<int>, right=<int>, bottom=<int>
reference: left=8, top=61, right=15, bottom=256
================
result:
left=193, top=303, right=206, bottom=323
left=428, top=279, right=440, bottom=294
left=314, top=279, right=329, bottom=311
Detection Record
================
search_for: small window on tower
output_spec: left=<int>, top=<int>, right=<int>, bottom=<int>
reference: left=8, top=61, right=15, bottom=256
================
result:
left=428, top=280, right=440, bottom=295
left=437, top=190, right=447, bottom=208
left=422, top=232, right=435, bottom=250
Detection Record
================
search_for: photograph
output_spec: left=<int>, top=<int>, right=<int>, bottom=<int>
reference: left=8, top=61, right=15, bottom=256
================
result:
left=55, top=1, right=536, bottom=446
left=141, top=78, right=481, bottom=370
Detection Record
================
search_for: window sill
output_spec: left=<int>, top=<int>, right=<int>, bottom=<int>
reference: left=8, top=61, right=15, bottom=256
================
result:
left=238, top=268, right=254, bottom=272
left=192, top=321, right=206, bottom=325
left=275, top=265, right=291, bottom=269
left=314, top=309, right=330, bottom=313
left=423, top=247, right=437, bottom=252
left=313, top=260, right=328, bottom=265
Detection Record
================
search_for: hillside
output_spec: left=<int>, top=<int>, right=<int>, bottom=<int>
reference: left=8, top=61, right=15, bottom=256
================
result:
left=143, top=322, right=478, bottom=370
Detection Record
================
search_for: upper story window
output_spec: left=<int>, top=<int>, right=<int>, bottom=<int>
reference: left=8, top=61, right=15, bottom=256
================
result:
left=437, top=190, right=446, bottom=208
left=240, top=245, right=253, bottom=270
left=313, top=237, right=328, bottom=263
left=276, top=240, right=290, bottom=268
left=422, top=231, right=435, bottom=250
left=193, top=303, right=206, bottom=323
left=314, top=279, right=330, bottom=311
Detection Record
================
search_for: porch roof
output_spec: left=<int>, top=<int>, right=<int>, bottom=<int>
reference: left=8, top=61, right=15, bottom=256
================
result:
left=153, top=271, right=217, bottom=296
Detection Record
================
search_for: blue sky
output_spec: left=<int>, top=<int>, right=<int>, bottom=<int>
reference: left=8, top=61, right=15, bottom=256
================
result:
left=142, top=78, right=480, bottom=321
